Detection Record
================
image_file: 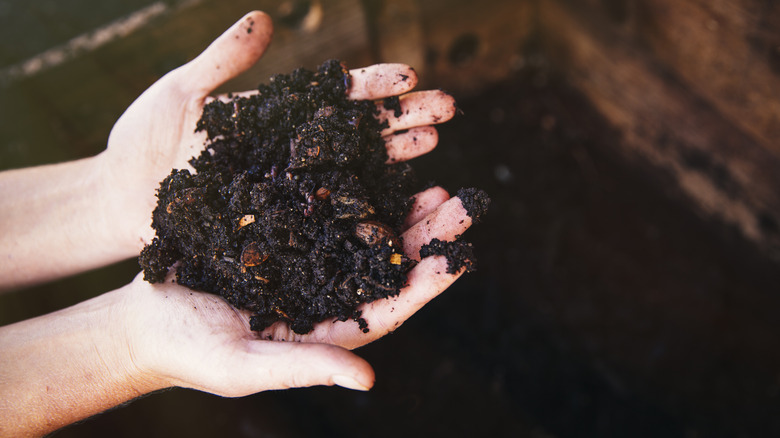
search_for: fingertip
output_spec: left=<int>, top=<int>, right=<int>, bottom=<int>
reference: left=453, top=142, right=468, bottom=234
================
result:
left=228, top=10, right=274, bottom=56
left=436, top=90, right=458, bottom=123
left=245, top=10, right=272, bottom=26
left=399, top=64, right=419, bottom=91
left=326, top=346, right=375, bottom=391
left=377, top=90, right=458, bottom=135
left=332, top=367, right=375, bottom=391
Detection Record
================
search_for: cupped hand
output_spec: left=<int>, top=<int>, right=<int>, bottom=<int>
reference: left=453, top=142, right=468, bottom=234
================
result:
left=113, top=11, right=468, bottom=396
left=99, top=10, right=455, bottom=254
left=120, top=272, right=375, bottom=395
left=258, top=188, right=474, bottom=350
left=121, top=188, right=473, bottom=396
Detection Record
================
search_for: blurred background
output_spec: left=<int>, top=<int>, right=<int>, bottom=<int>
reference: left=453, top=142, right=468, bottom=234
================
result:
left=2, top=0, right=780, bottom=436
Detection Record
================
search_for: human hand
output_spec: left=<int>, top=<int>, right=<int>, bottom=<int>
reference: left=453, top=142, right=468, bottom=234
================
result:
left=0, top=13, right=474, bottom=434
left=119, top=273, right=375, bottom=394
left=98, top=10, right=455, bottom=255
left=108, top=10, right=468, bottom=395
left=121, top=189, right=473, bottom=395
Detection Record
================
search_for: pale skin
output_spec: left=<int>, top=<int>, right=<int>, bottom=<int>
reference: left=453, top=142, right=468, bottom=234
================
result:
left=0, top=11, right=473, bottom=437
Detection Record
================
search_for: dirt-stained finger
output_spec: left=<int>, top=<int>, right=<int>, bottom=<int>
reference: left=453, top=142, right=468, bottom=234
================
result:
left=376, top=90, right=457, bottom=136
left=291, top=255, right=464, bottom=350
left=403, top=186, right=450, bottom=231
left=384, top=126, right=439, bottom=164
left=348, top=64, right=418, bottom=101
left=401, top=196, right=472, bottom=261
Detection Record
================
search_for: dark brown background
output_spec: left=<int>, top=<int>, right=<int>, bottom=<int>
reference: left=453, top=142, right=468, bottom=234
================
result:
left=2, top=1, right=779, bottom=436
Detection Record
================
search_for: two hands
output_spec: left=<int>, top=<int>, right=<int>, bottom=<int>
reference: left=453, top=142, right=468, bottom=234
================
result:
left=0, top=11, right=473, bottom=435
left=104, top=11, right=472, bottom=395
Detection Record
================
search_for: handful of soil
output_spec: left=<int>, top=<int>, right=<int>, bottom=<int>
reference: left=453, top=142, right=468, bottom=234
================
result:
left=139, top=59, right=483, bottom=334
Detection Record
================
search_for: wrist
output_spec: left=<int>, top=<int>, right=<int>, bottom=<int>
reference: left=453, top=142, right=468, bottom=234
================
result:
left=0, top=284, right=166, bottom=436
left=63, top=284, right=170, bottom=399
left=92, top=151, right=156, bottom=255
left=109, top=279, right=173, bottom=394
left=0, top=155, right=140, bottom=289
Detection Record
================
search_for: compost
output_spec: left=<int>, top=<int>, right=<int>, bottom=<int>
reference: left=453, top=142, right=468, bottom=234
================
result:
left=139, top=59, right=485, bottom=334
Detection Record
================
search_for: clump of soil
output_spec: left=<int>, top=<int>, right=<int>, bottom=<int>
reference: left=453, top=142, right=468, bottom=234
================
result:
left=139, top=59, right=485, bottom=334
left=420, top=238, right=476, bottom=274
left=456, top=187, right=490, bottom=223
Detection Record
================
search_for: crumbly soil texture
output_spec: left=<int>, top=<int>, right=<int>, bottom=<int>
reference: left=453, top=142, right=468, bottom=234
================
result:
left=139, top=59, right=484, bottom=334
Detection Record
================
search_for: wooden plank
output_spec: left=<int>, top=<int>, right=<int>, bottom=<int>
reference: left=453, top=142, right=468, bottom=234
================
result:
left=635, top=0, right=780, bottom=157
left=412, top=0, right=535, bottom=95
left=549, top=0, right=780, bottom=159
left=367, top=0, right=426, bottom=72
left=539, top=0, right=780, bottom=259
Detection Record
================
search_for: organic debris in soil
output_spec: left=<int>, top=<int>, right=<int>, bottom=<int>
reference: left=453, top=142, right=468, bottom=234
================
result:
left=139, top=59, right=483, bottom=335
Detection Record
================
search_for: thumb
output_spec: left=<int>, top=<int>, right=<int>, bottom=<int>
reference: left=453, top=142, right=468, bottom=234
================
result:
left=190, top=341, right=376, bottom=397
left=176, top=11, right=273, bottom=97
left=259, top=341, right=376, bottom=392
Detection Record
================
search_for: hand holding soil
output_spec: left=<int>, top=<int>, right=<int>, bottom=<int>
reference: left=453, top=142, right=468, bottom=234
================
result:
left=128, top=11, right=486, bottom=392
left=0, top=11, right=486, bottom=436
left=121, top=190, right=477, bottom=397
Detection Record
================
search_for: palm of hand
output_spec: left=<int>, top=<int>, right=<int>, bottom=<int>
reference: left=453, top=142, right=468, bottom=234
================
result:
left=104, top=82, right=208, bottom=245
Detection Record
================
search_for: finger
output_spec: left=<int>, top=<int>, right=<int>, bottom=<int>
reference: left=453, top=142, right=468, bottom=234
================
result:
left=261, top=195, right=472, bottom=349
left=401, top=196, right=473, bottom=261
left=348, top=64, right=418, bottom=100
left=376, top=90, right=457, bottom=136
left=384, top=126, right=438, bottom=164
left=294, top=256, right=464, bottom=350
left=193, top=341, right=375, bottom=396
left=359, top=256, right=464, bottom=346
left=403, top=186, right=450, bottom=231
left=206, top=93, right=442, bottom=164
left=175, top=11, right=273, bottom=97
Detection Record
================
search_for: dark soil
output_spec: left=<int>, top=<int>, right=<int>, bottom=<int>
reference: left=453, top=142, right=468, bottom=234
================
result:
left=138, top=60, right=484, bottom=335
left=419, top=238, right=476, bottom=274
left=456, top=187, right=490, bottom=223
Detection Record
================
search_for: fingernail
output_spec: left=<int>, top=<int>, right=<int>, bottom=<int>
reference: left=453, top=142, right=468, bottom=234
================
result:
left=332, top=375, right=370, bottom=391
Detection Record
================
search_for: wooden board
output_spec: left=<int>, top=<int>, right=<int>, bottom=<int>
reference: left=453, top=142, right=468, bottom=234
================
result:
left=368, top=0, right=535, bottom=95
left=539, top=0, right=780, bottom=260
